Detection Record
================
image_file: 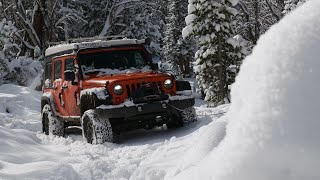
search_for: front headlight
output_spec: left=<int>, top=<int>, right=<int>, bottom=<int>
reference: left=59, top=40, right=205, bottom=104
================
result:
left=164, top=79, right=173, bottom=89
left=113, top=84, right=123, bottom=95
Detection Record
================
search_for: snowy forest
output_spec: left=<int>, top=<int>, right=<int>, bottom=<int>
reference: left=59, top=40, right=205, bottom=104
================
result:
left=0, top=0, right=307, bottom=106
left=2, top=0, right=320, bottom=179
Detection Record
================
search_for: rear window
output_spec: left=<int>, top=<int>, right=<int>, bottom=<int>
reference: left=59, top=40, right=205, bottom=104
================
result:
left=44, top=62, right=52, bottom=87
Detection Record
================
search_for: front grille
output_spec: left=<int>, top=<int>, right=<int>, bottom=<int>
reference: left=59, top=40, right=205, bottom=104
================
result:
left=125, top=81, right=163, bottom=99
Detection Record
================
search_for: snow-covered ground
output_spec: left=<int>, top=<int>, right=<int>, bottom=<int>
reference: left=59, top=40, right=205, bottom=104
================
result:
left=0, top=83, right=229, bottom=180
left=2, top=0, right=320, bottom=179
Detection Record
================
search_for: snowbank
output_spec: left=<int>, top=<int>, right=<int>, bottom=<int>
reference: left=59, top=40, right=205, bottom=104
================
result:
left=0, top=84, right=41, bottom=131
left=0, top=127, right=80, bottom=179
left=172, top=0, right=320, bottom=179
left=0, top=82, right=230, bottom=179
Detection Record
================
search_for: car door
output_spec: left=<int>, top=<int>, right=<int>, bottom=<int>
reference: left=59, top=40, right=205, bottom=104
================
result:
left=52, top=58, right=68, bottom=116
left=62, top=57, right=80, bottom=117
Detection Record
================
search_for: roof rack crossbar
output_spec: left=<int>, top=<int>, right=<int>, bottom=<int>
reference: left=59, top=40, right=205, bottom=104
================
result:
left=47, top=35, right=127, bottom=46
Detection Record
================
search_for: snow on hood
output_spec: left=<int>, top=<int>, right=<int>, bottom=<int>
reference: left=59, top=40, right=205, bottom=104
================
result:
left=83, top=66, right=152, bottom=78
left=172, top=0, right=320, bottom=180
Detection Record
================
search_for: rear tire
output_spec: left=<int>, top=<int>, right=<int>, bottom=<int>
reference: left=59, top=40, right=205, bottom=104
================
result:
left=42, top=104, right=64, bottom=136
left=81, top=110, right=114, bottom=144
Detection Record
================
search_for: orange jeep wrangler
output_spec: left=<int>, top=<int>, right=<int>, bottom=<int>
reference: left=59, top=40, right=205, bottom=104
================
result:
left=41, top=37, right=196, bottom=144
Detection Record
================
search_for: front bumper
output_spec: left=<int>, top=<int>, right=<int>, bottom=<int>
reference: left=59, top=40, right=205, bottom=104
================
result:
left=96, top=95, right=195, bottom=119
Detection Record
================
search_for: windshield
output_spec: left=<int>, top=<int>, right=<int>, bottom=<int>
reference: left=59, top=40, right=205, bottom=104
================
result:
left=78, top=49, right=151, bottom=77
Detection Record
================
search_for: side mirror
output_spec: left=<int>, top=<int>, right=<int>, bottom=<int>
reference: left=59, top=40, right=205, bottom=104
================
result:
left=64, top=70, right=77, bottom=84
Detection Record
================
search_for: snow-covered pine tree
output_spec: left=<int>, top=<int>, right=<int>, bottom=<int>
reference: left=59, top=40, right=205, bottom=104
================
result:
left=236, top=0, right=283, bottom=49
left=175, top=0, right=196, bottom=77
left=283, top=0, right=308, bottom=15
left=183, top=0, right=244, bottom=106
left=163, top=0, right=196, bottom=77
left=121, top=1, right=165, bottom=57
left=76, top=0, right=139, bottom=37
left=163, top=0, right=181, bottom=77
left=0, top=18, right=42, bottom=86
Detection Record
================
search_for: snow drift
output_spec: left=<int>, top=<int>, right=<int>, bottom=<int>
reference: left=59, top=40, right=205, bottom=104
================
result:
left=173, top=0, right=320, bottom=179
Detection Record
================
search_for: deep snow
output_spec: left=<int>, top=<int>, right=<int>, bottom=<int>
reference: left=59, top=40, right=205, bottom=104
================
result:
left=1, top=0, right=320, bottom=179
left=0, top=83, right=229, bottom=180
left=172, top=0, right=320, bottom=180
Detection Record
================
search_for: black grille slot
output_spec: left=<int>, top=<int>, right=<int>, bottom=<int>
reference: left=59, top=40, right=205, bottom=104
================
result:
left=131, top=84, right=135, bottom=92
left=124, top=81, right=168, bottom=102
left=158, top=81, right=162, bottom=91
left=126, top=84, right=131, bottom=97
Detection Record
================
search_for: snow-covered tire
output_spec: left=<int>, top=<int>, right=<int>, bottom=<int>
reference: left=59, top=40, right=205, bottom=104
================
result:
left=42, top=104, right=64, bottom=136
left=166, top=107, right=197, bottom=128
left=81, top=110, right=114, bottom=144
left=180, top=107, right=197, bottom=125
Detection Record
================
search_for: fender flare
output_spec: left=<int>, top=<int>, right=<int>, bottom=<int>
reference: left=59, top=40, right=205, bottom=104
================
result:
left=41, top=95, right=60, bottom=117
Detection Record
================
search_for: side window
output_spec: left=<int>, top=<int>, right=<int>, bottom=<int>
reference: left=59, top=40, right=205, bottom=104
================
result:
left=44, top=62, right=52, bottom=87
left=54, top=60, right=62, bottom=80
left=65, top=58, right=74, bottom=72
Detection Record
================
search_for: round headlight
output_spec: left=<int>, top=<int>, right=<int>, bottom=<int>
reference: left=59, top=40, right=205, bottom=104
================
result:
left=113, top=84, right=123, bottom=95
left=164, top=79, right=173, bottom=89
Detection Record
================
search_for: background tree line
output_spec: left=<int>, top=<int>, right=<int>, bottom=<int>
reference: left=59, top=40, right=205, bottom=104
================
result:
left=0, top=0, right=307, bottom=105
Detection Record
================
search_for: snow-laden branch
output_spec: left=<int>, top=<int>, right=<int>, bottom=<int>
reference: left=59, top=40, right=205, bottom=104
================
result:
left=99, top=0, right=140, bottom=37
left=265, top=0, right=282, bottom=21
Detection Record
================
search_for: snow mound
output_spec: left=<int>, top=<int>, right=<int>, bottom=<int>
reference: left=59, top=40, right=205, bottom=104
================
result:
left=0, top=127, right=80, bottom=179
left=0, top=84, right=41, bottom=131
left=173, top=0, right=320, bottom=180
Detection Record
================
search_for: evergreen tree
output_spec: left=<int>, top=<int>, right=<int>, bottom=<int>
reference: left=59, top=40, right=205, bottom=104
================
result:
left=283, top=0, right=308, bottom=15
left=121, top=1, right=166, bottom=57
left=183, top=0, right=244, bottom=106
left=236, top=0, right=284, bottom=49
left=163, top=0, right=196, bottom=77
left=163, top=0, right=181, bottom=76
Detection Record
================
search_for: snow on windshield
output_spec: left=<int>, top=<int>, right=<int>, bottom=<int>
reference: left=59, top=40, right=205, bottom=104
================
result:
left=84, top=66, right=152, bottom=77
left=79, top=49, right=152, bottom=76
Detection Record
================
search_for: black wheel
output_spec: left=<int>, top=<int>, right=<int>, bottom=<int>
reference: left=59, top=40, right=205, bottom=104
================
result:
left=166, top=114, right=183, bottom=129
left=166, top=107, right=197, bottom=129
left=42, top=104, right=64, bottom=136
left=81, top=110, right=114, bottom=144
left=180, top=107, right=197, bottom=125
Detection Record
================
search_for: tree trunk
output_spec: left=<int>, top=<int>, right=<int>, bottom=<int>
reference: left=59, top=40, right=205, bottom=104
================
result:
left=33, top=0, right=46, bottom=54
left=217, top=33, right=226, bottom=106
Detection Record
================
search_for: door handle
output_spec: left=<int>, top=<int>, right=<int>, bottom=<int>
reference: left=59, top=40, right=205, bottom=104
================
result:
left=59, top=93, right=64, bottom=106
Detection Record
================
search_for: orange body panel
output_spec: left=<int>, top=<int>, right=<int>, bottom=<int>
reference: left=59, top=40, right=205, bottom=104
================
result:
left=43, top=46, right=176, bottom=118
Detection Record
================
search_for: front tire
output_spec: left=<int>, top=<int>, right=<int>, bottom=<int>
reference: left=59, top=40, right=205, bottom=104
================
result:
left=166, top=107, right=197, bottom=129
left=180, top=107, right=197, bottom=125
left=42, top=104, right=64, bottom=136
left=81, top=110, right=114, bottom=144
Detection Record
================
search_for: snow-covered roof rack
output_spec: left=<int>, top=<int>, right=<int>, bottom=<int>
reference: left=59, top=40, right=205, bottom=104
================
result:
left=46, top=35, right=126, bottom=46
left=45, top=36, right=150, bottom=57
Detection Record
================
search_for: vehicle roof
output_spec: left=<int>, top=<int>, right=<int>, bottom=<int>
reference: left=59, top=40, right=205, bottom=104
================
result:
left=45, top=38, right=146, bottom=57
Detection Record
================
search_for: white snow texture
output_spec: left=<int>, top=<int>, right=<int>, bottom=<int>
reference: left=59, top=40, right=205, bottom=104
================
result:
left=0, top=0, right=320, bottom=179
left=174, top=0, right=320, bottom=179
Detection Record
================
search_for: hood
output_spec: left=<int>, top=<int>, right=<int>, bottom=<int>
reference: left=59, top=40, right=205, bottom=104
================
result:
left=81, top=72, right=172, bottom=88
